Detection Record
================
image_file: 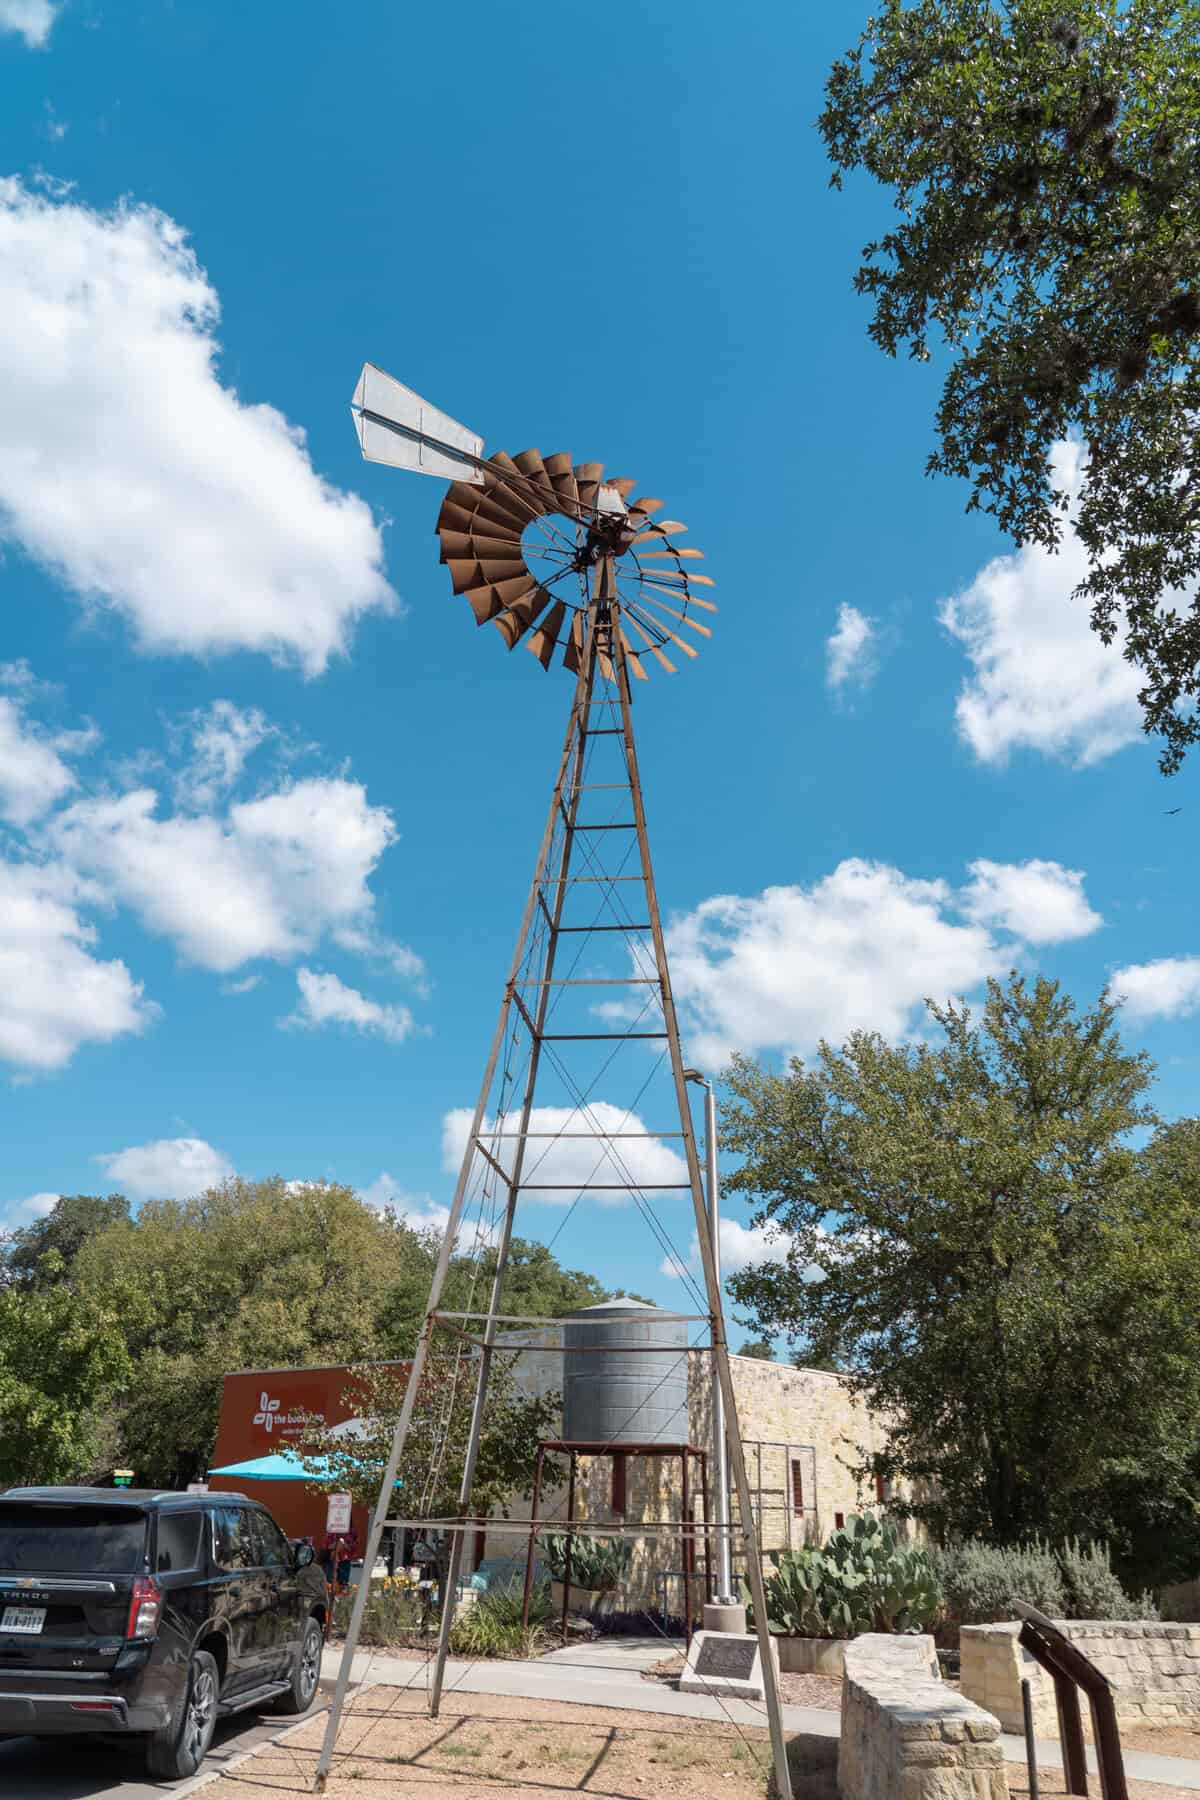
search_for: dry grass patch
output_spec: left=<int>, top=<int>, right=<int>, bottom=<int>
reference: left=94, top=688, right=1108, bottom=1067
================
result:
left=202, top=1684, right=787, bottom=1799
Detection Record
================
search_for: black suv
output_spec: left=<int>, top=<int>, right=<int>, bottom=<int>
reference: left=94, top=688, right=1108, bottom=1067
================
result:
left=0, top=1486, right=328, bottom=1780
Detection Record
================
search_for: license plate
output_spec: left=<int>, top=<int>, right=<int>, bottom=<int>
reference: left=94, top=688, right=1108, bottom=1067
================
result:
left=1, top=1607, right=46, bottom=1634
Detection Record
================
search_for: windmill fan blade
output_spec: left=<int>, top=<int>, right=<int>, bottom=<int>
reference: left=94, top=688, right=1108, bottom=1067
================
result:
left=574, top=462, right=605, bottom=511
left=607, top=478, right=637, bottom=497
left=628, top=497, right=663, bottom=516
left=618, top=628, right=650, bottom=680
left=629, top=603, right=698, bottom=659
left=438, top=530, right=522, bottom=563
left=513, top=448, right=558, bottom=507
left=563, top=612, right=584, bottom=673
left=528, top=597, right=568, bottom=670
left=542, top=451, right=579, bottom=514
left=494, top=585, right=553, bottom=649
left=639, top=547, right=705, bottom=560
left=623, top=611, right=677, bottom=674
left=351, top=364, right=484, bottom=483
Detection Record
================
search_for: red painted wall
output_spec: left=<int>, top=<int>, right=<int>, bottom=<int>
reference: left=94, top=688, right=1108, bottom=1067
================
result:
left=208, top=1361, right=409, bottom=1546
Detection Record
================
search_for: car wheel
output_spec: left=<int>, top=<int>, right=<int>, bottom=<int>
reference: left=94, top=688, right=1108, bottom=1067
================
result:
left=271, top=1615, right=323, bottom=1714
left=146, top=1647, right=219, bottom=1780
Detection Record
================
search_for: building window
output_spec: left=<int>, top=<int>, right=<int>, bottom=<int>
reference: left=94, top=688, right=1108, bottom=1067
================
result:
left=875, top=1473, right=887, bottom=1504
left=790, top=1459, right=804, bottom=1516
left=834, top=1511, right=845, bottom=1530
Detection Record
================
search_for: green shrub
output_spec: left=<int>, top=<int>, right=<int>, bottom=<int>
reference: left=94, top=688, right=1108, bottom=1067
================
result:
left=540, top=1532, right=632, bottom=1592
left=757, top=1513, right=942, bottom=1638
left=332, top=1579, right=425, bottom=1645
left=1058, top=1539, right=1158, bottom=1621
left=448, top=1583, right=548, bottom=1658
left=934, top=1538, right=1066, bottom=1635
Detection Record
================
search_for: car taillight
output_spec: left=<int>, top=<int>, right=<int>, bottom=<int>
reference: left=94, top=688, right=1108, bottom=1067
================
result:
left=126, top=1576, right=163, bottom=1641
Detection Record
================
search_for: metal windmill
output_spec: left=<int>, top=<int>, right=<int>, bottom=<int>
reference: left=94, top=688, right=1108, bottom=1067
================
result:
left=314, top=368, right=792, bottom=1798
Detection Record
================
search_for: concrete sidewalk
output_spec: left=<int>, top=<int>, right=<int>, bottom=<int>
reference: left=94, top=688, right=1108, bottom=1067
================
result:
left=321, top=1644, right=1200, bottom=1790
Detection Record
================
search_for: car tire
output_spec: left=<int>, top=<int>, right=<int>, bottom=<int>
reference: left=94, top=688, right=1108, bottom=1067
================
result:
left=271, top=1614, right=323, bottom=1714
left=146, top=1647, right=219, bottom=1780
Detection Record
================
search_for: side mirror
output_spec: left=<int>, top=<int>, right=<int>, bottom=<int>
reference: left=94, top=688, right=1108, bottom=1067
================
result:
left=294, top=1542, right=315, bottom=1569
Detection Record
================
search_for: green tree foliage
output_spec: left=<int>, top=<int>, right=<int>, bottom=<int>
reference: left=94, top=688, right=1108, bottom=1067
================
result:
left=724, top=973, right=1200, bottom=1588
left=2, top=1193, right=130, bottom=1288
left=821, top=0, right=1200, bottom=769
left=0, top=1258, right=131, bottom=1485
left=13, top=1177, right=612, bottom=1489
left=305, top=1354, right=563, bottom=1595
left=738, top=1340, right=774, bottom=1360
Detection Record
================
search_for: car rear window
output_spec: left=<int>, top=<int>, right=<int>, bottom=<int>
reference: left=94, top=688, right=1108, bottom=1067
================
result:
left=155, top=1511, right=203, bottom=1573
left=0, top=1505, right=148, bottom=1574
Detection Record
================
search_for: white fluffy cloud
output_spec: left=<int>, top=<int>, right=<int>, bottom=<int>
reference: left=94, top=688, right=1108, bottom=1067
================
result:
left=1110, top=956, right=1200, bottom=1022
left=174, top=701, right=272, bottom=811
left=2, top=1191, right=59, bottom=1229
left=0, top=178, right=395, bottom=671
left=50, top=776, right=396, bottom=973
left=356, top=1173, right=489, bottom=1245
left=96, top=1136, right=234, bottom=1202
left=0, top=695, right=81, bottom=826
left=667, top=857, right=1103, bottom=1068
left=286, top=968, right=414, bottom=1043
left=825, top=604, right=878, bottom=692
left=0, top=860, right=153, bottom=1071
left=441, top=1102, right=690, bottom=1205
left=0, top=0, right=56, bottom=47
left=961, top=858, right=1101, bottom=945
left=940, top=441, right=1142, bottom=767
left=660, top=1215, right=791, bottom=1281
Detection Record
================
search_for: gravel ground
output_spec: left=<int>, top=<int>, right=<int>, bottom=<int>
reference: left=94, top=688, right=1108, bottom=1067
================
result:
left=1009, top=1762, right=1198, bottom=1800
left=199, top=1685, right=787, bottom=1799
left=641, top=1652, right=843, bottom=1710
left=1120, top=1726, right=1200, bottom=1758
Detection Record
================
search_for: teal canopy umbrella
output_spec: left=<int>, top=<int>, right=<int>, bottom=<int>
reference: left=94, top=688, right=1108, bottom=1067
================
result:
left=209, top=1450, right=401, bottom=1485
left=208, top=1451, right=336, bottom=1481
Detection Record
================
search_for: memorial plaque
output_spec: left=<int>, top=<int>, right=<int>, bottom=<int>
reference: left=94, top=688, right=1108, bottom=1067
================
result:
left=694, top=1635, right=759, bottom=1682
left=679, top=1629, right=771, bottom=1700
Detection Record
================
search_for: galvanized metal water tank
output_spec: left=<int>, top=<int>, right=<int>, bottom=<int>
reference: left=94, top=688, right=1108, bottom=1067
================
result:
left=562, top=1299, right=689, bottom=1445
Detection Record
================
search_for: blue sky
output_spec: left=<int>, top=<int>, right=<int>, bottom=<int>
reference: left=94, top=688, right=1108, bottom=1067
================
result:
left=1, top=0, right=1196, bottom=1326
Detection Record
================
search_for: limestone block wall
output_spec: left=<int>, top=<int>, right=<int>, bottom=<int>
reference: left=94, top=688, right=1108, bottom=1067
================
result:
left=960, top=1621, right=1200, bottom=1735
left=839, top=1633, right=1006, bottom=1800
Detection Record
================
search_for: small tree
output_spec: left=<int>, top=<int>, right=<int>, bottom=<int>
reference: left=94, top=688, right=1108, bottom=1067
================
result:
left=304, top=1353, right=562, bottom=1597
left=725, top=973, right=1200, bottom=1588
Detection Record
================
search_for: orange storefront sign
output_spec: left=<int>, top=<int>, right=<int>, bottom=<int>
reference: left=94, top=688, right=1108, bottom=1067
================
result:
left=208, top=1361, right=409, bottom=1546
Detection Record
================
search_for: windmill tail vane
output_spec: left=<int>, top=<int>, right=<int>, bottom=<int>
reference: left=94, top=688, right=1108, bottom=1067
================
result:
left=316, top=366, right=792, bottom=1800
left=351, top=361, right=716, bottom=682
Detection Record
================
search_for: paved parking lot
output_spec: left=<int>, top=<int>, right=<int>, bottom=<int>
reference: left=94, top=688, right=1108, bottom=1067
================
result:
left=0, top=1698, right=325, bottom=1798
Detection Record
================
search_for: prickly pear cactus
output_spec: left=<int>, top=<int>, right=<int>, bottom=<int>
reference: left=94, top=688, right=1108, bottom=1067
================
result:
left=755, top=1513, right=942, bottom=1638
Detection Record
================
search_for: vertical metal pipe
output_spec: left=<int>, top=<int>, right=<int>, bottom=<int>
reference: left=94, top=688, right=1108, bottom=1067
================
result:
left=702, top=1079, right=735, bottom=1602
left=1021, top=1679, right=1039, bottom=1800
left=681, top=1449, right=691, bottom=1643
left=562, top=1452, right=577, bottom=1640
left=521, top=1445, right=546, bottom=1632
left=610, top=603, right=793, bottom=1800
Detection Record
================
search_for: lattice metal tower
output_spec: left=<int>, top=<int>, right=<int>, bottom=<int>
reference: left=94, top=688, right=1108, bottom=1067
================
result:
left=314, top=369, right=792, bottom=1797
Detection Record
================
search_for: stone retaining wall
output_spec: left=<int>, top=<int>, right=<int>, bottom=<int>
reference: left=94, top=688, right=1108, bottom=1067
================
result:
left=960, top=1620, right=1200, bottom=1735
left=839, top=1633, right=1007, bottom=1800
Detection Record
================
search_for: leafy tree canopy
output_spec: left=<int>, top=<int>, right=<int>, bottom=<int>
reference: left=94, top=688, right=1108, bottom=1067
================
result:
left=725, top=973, right=1200, bottom=1588
left=2, top=1192, right=130, bottom=1288
left=822, top=0, right=1200, bottom=768
left=0, top=1257, right=131, bottom=1486
left=23, top=1177, right=623, bottom=1490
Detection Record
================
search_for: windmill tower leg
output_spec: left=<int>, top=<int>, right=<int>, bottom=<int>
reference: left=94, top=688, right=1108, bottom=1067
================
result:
left=608, top=566, right=794, bottom=1800
left=427, top=620, right=600, bottom=1715
left=312, top=627, right=597, bottom=1791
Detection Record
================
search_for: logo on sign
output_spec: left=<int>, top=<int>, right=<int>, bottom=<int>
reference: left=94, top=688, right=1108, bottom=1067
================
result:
left=253, top=1391, right=281, bottom=1433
